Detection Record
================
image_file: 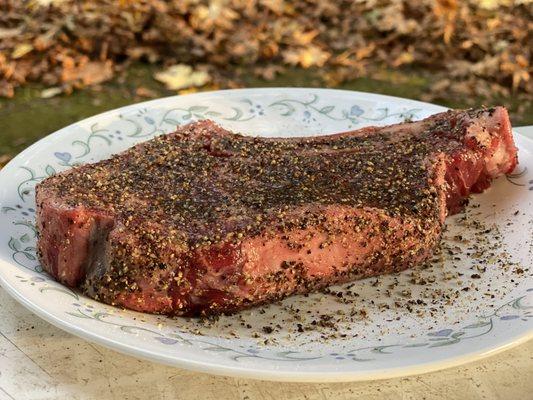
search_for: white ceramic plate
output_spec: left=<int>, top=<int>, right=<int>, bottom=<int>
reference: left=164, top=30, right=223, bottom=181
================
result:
left=0, top=88, right=532, bottom=382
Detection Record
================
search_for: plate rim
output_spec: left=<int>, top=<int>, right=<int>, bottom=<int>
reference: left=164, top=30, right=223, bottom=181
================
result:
left=0, top=87, right=532, bottom=382
left=1, top=270, right=532, bottom=382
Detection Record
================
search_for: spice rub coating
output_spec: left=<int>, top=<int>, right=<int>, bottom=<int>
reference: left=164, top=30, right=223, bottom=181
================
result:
left=36, top=106, right=517, bottom=316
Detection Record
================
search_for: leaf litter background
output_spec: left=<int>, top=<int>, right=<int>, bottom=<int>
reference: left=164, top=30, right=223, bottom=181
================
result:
left=0, top=0, right=532, bottom=166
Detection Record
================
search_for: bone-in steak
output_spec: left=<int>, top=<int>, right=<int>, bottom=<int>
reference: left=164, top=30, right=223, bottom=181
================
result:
left=36, top=107, right=517, bottom=316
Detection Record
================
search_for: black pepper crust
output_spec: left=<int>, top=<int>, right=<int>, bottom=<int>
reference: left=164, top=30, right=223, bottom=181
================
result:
left=47, top=111, right=461, bottom=244
left=36, top=107, right=510, bottom=316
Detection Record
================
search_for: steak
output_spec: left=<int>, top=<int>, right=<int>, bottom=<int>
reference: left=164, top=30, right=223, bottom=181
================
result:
left=36, top=107, right=517, bottom=316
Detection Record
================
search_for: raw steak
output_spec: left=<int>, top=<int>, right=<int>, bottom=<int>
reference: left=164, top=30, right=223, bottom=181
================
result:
left=36, top=107, right=517, bottom=316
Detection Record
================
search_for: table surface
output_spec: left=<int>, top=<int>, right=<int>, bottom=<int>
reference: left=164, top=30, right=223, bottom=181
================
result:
left=1, top=127, right=532, bottom=400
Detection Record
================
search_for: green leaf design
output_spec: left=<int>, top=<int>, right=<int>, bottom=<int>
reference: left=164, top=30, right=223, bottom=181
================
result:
left=20, top=234, right=30, bottom=243
left=163, top=118, right=181, bottom=126
left=350, top=356, right=373, bottom=362
left=463, top=321, right=491, bottom=329
left=93, top=312, right=111, bottom=321
left=45, top=165, right=56, bottom=176
left=319, top=105, right=335, bottom=114
left=169, top=333, right=193, bottom=345
left=8, top=237, right=21, bottom=251
left=119, top=325, right=160, bottom=335
left=1, top=206, right=16, bottom=213
left=204, top=346, right=232, bottom=352
left=276, top=351, right=298, bottom=357
left=225, top=107, right=243, bottom=121
left=205, top=111, right=222, bottom=117
left=451, top=331, right=465, bottom=339
left=511, top=296, right=531, bottom=310
left=40, top=286, right=79, bottom=299
left=404, top=342, right=429, bottom=348
left=188, top=106, right=209, bottom=113
left=66, top=310, right=93, bottom=319
left=231, top=354, right=254, bottom=361
left=371, top=346, right=394, bottom=354
left=120, top=325, right=141, bottom=334
left=428, top=338, right=460, bottom=348
left=22, top=252, right=36, bottom=260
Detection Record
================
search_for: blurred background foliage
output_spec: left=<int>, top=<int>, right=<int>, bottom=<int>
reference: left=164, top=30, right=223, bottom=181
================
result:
left=0, top=0, right=531, bottom=165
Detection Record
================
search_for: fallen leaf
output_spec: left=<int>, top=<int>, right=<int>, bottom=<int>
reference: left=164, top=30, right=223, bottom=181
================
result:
left=283, top=46, right=330, bottom=68
left=292, top=30, right=319, bottom=46
left=40, top=87, right=62, bottom=98
left=478, top=0, right=515, bottom=10
left=12, top=44, right=33, bottom=59
left=0, top=0, right=530, bottom=108
left=433, top=0, right=458, bottom=44
left=154, top=64, right=211, bottom=91
left=0, top=28, right=21, bottom=40
left=261, top=0, right=285, bottom=15
left=392, top=50, right=415, bottom=67
left=61, top=60, right=113, bottom=86
left=135, top=86, right=158, bottom=98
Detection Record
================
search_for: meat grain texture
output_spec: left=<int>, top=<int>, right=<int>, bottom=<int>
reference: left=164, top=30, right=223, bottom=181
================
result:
left=36, top=107, right=517, bottom=316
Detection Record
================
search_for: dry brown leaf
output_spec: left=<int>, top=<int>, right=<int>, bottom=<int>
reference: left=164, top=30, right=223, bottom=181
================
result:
left=261, top=0, right=285, bottom=15
left=292, top=30, right=319, bottom=46
left=283, top=46, right=330, bottom=68
left=433, top=0, right=458, bottom=44
left=0, top=0, right=530, bottom=104
left=135, top=86, right=158, bottom=98
left=61, top=60, right=114, bottom=86
left=392, top=49, right=415, bottom=67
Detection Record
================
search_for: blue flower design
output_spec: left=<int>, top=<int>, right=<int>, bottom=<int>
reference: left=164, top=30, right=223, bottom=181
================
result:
left=144, top=116, right=155, bottom=125
left=500, top=315, right=520, bottom=320
left=54, top=152, right=72, bottom=163
left=154, top=337, right=179, bottom=345
left=248, top=104, right=265, bottom=116
left=350, top=105, right=364, bottom=117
